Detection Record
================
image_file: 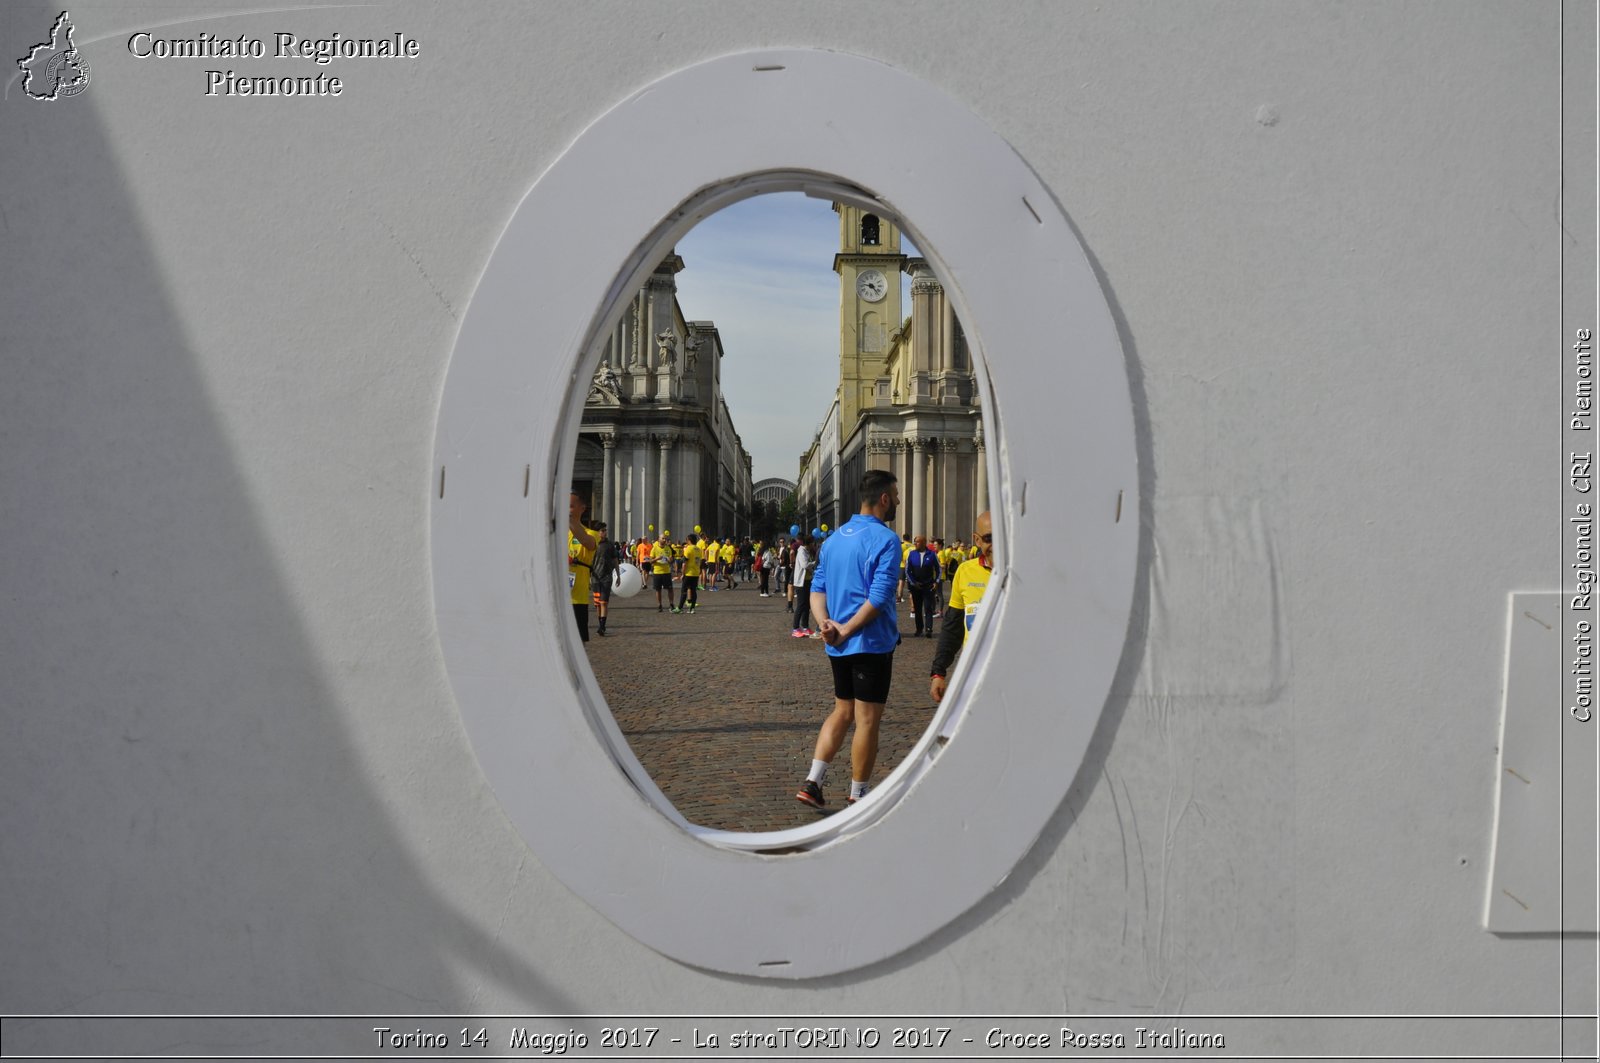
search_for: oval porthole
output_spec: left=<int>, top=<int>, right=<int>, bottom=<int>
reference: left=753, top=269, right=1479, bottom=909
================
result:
left=432, top=49, right=1138, bottom=977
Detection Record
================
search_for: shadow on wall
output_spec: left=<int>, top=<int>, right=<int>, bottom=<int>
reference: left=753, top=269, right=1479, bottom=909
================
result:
left=0, top=0, right=582, bottom=1036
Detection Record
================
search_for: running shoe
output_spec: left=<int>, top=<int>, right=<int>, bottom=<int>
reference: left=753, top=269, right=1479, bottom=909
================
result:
left=796, top=780, right=826, bottom=809
left=670, top=607, right=681, bottom=614
left=808, top=631, right=823, bottom=639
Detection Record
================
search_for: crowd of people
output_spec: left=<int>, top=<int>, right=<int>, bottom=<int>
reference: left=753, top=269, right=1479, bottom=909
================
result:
left=566, top=473, right=996, bottom=815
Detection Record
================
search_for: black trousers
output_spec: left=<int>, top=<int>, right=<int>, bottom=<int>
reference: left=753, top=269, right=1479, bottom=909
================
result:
left=909, top=585, right=936, bottom=633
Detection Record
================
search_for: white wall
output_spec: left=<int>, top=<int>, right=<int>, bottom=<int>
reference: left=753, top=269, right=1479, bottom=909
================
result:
left=2, top=0, right=1593, bottom=1047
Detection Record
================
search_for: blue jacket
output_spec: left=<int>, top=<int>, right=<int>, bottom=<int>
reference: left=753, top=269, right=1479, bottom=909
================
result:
left=811, top=514, right=901, bottom=656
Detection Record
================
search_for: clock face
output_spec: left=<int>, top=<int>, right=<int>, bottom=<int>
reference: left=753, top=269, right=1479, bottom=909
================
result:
left=857, top=269, right=888, bottom=303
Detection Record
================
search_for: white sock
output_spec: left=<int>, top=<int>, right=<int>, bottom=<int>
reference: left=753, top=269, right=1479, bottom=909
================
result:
left=850, top=779, right=870, bottom=800
left=808, top=759, right=829, bottom=784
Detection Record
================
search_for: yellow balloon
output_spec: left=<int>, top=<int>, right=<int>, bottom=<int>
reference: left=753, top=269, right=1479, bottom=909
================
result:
left=648, top=524, right=655, bottom=531
left=694, top=524, right=702, bottom=534
left=821, top=523, right=829, bottom=532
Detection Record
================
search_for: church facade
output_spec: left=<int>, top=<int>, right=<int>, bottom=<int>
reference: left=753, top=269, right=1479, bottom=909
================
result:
left=575, top=253, right=754, bottom=541
left=795, top=205, right=986, bottom=540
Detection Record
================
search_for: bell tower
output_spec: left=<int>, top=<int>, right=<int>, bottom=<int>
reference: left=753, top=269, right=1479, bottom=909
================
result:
left=833, top=203, right=907, bottom=436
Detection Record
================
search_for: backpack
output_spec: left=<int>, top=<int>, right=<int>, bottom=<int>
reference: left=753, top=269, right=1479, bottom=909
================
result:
left=590, top=540, right=620, bottom=583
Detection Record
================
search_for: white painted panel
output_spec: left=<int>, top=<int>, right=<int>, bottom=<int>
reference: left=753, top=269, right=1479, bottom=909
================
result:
left=1485, top=592, right=1598, bottom=932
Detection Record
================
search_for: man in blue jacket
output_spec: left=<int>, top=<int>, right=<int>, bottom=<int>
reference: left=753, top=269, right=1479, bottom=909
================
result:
left=796, top=469, right=902, bottom=809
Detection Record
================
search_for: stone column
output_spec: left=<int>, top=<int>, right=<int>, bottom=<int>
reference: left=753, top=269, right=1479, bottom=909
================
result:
left=941, top=294, right=955, bottom=374
left=909, top=437, right=925, bottom=537
left=895, top=441, right=909, bottom=537
left=613, top=443, right=625, bottom=535
left=598, top=434, right=614, bottom=527
left=635, top=435, right=649, bottom=538
left=657, top=434, right=673, bottom=534
left=974, top=424, right=987, bottom=515
left=939, top=439, right=959, bottom=537
left=924, top=440, right=937, bottom=536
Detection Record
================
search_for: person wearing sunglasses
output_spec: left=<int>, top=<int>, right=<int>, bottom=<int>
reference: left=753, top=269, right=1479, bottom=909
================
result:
left=930, top=511, right=995, bottom=703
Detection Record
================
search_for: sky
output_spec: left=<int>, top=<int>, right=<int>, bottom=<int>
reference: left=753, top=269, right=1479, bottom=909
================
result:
left=672, top=192, right=915, bottom=484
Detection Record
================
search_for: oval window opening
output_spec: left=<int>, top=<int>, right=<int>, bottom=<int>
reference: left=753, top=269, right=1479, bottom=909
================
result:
left=432, top=48, right=1137, bottom=977
left=560, top=177, right=1001, bottom=851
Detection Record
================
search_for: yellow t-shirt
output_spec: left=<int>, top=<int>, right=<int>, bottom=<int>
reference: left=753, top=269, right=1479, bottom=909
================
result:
left=704, top=541, right=719, bottom=565
left=649, top=541, right=672, bottom=575
left=683, top=542, right=702, bottom=577
left=568, top=532, right=595, bottom=605
left=720, top=542, right=735, bottom=564
left=901, top=540, right=914, bottom=569
left=945, top=556, right=993, bottom=638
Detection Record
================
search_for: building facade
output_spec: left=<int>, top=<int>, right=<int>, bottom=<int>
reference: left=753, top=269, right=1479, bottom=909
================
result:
left=797, top=205, right=986, bottom=539
left=752, top=477, right=796, bottom=507
left=575, top=253, right=754, bottom=541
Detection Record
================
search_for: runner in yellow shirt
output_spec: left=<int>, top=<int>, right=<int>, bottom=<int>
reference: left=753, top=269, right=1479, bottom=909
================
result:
left=648, top=531, right=674, bottom=612
left=567, top=492, right=598, bottom=643
left=719, top=540, right=736, bottom=589
left=702, top=539, right=720, bottom=591
left=674, top=534, right=703, bottom=613
left=930, top=512, right=995, bottom=703
left=897, top=533, right=914, bottom=603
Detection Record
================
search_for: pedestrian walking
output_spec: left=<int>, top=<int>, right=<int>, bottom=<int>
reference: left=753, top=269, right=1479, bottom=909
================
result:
left=904, top=535, right=941, bottom=637
left=567, top=492, right=598, bottom=643
left=931, top=511, right=996, bottom=702
left=795, top=470, right=902, bottom=809
left=790, top=532, right=816, bottom=637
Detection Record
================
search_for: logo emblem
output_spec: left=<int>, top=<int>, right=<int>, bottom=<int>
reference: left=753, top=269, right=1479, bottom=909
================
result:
left=18, top=11, right=91, bottom=100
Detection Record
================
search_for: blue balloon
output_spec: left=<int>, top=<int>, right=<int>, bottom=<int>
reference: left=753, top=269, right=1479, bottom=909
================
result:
left=812, top=528, right=821, bottom=538
left=789, top=524, right=800, bottom=536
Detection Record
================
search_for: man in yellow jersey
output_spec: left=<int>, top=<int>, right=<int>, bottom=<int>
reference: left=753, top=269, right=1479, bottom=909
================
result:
left=673, top=533, right=703, bottom=613
left=648, top=530, right=674, bottom=612
left=567, top=492, right=598, bottom=643
left=704, top=534, right=723, bottom=592
left=933, top=538, right=952, bottom=618
left=897, top=532, right=914, bottom=603
left=719, top=538, right=736, bottom=589
left=930, top=512, right=995, bottom=702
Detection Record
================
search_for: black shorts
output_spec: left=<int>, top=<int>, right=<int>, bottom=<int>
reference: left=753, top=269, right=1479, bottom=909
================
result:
left=652, top=572, right=673, bottom=590
left=572, top=603, right=589, bottom=643
left=830, top=651, right=894, bottom=704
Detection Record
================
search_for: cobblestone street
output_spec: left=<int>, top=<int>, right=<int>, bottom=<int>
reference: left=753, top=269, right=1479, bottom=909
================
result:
left=582, top=578, right=943, bottom=833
